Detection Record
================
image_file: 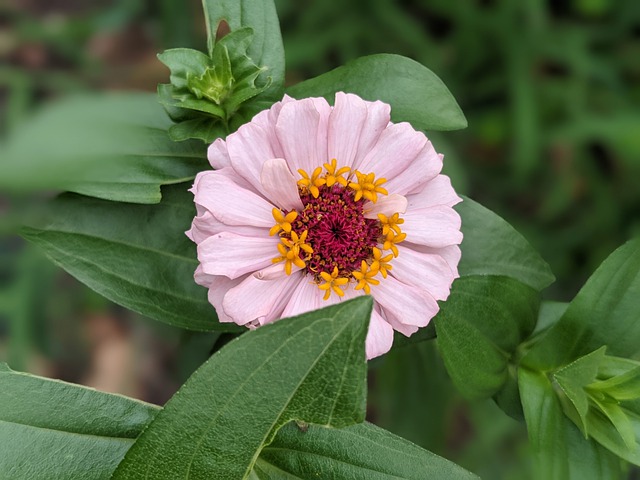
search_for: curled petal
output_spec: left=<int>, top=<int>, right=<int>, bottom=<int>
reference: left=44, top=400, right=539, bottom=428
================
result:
left=222, top=270, right=303, bottom=326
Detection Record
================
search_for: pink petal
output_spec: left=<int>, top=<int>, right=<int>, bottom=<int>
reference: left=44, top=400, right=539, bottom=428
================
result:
left=276, top=98, right=326, bottom=174
left=198, top=232, right=278, bottom=279
left=260, top=158, right=304, bottom=211
left=407, top=243, right=461, bottom=278
left=281, top=277, right=323, bottom=319
left=254, top=262, right=302, bottom=281
left=207, top=138, right=231, bottom=169
left=187, top=210, right=267, bottom=244
left=366, top=309, right=395, bottom=359
left=192, top=170, right=274, bottom=228
left=311, top=97, right=331, bottom=166
left=356, top=122, right=427, bottom=182
left=384, top=142, right=443, bottom=196
left=371, top=275, right=439, bottom=329
left=206, top=274, right=245, bottom=324
left=327, top=92, right=367, bottom=168
left=226, top=122, right=280, bottom=197
left=252, top=94, right=295, bottom=138
left=352, top=100, right=391, bottom=171
left=402, top=205, right=463, bottom=248
left=392, top=245, right=457, bottom=301
left=407, top=174, right=463, bottom=209
left=379, top=308, right=419, bottom=337
left=363, top=194, right=407, bottom=219
left=222, top=270, right=303, bottom=326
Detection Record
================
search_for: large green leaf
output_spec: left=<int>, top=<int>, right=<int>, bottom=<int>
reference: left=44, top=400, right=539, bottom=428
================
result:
left=457, top=197, right=555, bottom=291
left=112, top=297, right=372, bottom=479
left=201, top=0, right=285, bottom=108
left=0, top=94, right=207, bottom=204
left=21, top=183, right=232, bottom=332
left=0, top=363, right=160, bottom=480
left=435, top=275, right=539, bottom=399
left=519, top=368, right=624, bottom=480
left=287, top=54, right=467, bottom=131
left=523, top=238, right=640, bottom=370
left=254, top=422, right=478, bottom=479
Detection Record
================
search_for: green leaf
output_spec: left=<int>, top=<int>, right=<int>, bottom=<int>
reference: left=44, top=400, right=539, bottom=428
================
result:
left=21, top=183, right=234, bottom=332
left=523, top=238, right=640, bottom=370
left=168, top=116, right=227, bottom=143
left=112, top=297, right=372, bottom=479
left=255, top=422, right=478, bottom=479
left=532, top=301, right=569, bottom=336
left=435, top=275, right=539, bottom=399
left=157, top=48, right=212, bottom=89
left=202, top=0, right=285, bottom=103
left=0, top=363, right=159, bottom=480
left=287, top=54, right=467, bottom=131
left=0, top=93, right=207, bottom=204
left=519, top=368, right=624, bottom=480
left=457, top=197, right=555, bottom=291
left=576, top=404, right=640, bottom=465
left=554, top=346, right=607, bottom=434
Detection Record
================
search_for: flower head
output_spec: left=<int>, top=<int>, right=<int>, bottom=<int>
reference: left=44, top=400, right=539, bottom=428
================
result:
left=187, top=93, right=463, bottom=359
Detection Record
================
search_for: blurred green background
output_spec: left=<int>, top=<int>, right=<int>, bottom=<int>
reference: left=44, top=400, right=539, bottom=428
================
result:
left=1, top=0, right=639, bottom=478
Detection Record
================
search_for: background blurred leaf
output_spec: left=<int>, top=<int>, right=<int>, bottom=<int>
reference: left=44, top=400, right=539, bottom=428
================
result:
left=0, top=363, right=160, bottom=480
left=457, top=197, right=555, bottom=291
left=255, top=421, right=478, bottom=479
left=523, top=238, right=640, bottom=370
left=201, top=0, right=285, bottom=110
left=20, top=183, right=233, bottom=332
left=0, top=94, right=207, bottom=204
left=435, top=275, right=539, bottom=399
left=519, top=368, right=624, bottom=480
left=287, top=54, right=467, bottom=131
left=112, top=298, right=372, bottom=479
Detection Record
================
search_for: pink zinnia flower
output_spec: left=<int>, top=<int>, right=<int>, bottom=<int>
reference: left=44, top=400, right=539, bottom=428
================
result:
left=187, top=93, right=462, bottom=359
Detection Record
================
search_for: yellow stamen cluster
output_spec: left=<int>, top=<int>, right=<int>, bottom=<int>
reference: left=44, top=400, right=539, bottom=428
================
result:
left=297, top=167, right=325, bottom=198
left=371, top=247, right=393, bottom=278
left=271, top=160, right=407, bottom=301
left=382, top=230, right=406, bottom=257
left=323, top=158, right=350, bottom=187
left=352, top=260, right=381, bottom=294
left=270, top=208, right=298, bottom=236
left=318, top=266, right=349, bottom=300
left=348, top=171, right=388, bottom=203
left=378, top=213, right=404, bottom=236
left=272, top=230, right=313, bottom=275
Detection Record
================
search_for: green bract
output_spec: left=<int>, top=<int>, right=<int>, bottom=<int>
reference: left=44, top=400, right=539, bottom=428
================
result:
left=158, top=28, right=272, bottom=142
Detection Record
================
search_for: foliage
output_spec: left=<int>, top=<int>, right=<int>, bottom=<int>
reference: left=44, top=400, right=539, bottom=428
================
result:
left=1, top=0, right=639, bottom=478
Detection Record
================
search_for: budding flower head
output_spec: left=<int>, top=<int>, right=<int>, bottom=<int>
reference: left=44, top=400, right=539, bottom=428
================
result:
left=157, top=27, right=271, bottom=142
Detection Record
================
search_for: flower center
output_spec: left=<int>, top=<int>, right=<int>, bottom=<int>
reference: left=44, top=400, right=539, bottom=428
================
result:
left=271, top=159, right=405, bottom=299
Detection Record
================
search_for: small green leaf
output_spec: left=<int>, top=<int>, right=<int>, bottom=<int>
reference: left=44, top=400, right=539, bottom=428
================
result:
left=519, top=368, right=624, bottom=480
left=157, top=48, right=212, bottom=89
left=21, top=183, right=234, bottom=332
left=554, top=346, right=607, bottom=434
left=255, top=422, right=479, bottom=479
left=0, top=363, right=159, bottom=479
left=523, top=238, right=640, bottom=371
left=457, top=197, right=555, bottom=291
left=435, top=275, right=539, bottom=399
left=112, top=297, right=372, bottom=479
left=287, top=54, right=467, bottom=131
left=0, top=94, right=207, bottom=204
left=589, top=362, right=640, bottom=402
